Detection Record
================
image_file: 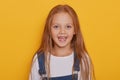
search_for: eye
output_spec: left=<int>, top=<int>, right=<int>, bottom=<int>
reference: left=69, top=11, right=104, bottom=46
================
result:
left=66, top=25, right=72, bottom=29
left=53, top=25, right=59, bottom=29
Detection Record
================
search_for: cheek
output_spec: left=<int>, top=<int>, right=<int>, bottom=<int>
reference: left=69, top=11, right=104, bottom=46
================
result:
left=51, top=30, right=58, bottom=39
left=68, top=30, right=75, bottom=35
left=67, top=31, right=75, bottom=39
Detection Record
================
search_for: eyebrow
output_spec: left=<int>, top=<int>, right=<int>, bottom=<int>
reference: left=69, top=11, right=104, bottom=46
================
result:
left=51, top=23, right=73, bottom=25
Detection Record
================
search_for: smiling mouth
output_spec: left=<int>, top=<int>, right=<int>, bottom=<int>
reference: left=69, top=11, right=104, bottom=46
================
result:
left=58, top=36, right=67, bottom=42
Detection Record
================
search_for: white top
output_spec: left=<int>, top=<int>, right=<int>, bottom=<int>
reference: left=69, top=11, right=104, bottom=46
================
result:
left=29, top=51, right=92, bottom=80
left=50, top=52, right=74, bottom=77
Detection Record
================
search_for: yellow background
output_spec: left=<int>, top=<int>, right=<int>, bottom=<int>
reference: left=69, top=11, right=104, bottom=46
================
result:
left=0, top=0, right=120, bottom=80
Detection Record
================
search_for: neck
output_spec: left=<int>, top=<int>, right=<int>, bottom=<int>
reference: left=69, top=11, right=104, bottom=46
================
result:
left=52, top=45, right=73, bottom=57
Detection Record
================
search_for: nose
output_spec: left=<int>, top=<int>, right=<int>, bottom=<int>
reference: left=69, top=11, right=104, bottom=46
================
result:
left=59, top=27, right=66, bottom=34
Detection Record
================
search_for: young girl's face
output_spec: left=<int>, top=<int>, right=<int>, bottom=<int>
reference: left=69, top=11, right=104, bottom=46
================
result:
left=51, top=12, right=75, bottom=48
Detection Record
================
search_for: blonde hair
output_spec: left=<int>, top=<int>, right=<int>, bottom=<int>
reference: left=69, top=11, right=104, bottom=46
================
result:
left=36, top=4, right=95, bottom=80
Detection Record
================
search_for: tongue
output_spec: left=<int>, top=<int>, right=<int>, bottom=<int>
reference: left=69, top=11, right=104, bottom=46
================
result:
left=58, top=37, right=66, bottom=42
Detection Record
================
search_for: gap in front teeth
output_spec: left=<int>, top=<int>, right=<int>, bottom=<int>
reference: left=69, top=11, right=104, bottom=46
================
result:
left=58, top=36, right=67, bottom=42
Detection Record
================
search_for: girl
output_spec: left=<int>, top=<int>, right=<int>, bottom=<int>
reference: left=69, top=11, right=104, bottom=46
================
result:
left=29, top=4, right=95, bottom=80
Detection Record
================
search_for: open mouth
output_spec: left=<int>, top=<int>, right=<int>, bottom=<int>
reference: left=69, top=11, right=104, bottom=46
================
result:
left=58, top=36, right=67, bottom=42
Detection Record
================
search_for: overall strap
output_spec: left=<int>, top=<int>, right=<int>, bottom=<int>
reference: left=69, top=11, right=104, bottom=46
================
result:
left=37, top=52, right=47, bottom=80
left=73, top=53, right=80, bottom=80
left=37, top=52, right=80, bottom=80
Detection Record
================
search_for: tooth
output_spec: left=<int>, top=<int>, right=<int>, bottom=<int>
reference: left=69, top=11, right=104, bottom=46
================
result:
left=58, top=36, right=66, bottom=42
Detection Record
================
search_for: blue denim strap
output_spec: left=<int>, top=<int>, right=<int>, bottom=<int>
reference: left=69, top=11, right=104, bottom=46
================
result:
left=37, top=52, right=47, bottom=80
left=37, top=52, right=80, bottom=80
left=73, top=53, right=80, bottom=80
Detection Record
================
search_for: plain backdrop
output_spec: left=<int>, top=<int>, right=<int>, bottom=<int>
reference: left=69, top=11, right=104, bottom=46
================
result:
left=0, top=0, right=120, bottom=80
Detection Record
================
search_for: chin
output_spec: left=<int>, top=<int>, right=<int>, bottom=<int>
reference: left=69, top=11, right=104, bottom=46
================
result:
left=56, top=43, right=69, bottom=48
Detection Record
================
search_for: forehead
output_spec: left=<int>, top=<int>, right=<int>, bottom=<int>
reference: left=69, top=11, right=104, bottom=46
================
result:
left=52, top=12, right=73, bottom=24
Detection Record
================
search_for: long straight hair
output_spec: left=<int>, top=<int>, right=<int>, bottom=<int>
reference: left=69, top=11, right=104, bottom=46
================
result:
left=36, top=4, right=95, bottom=80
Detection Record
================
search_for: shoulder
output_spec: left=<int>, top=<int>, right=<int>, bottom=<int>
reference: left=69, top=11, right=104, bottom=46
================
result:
left=81, top=51, right=91, bottom=61
left=32, top=51, right=45, bottom=63
left=36, top=51, right=45, bottom=63
left=31, top=51, right=44, bottom=69
left=29, top=53, right=41, bottom=80
left=81, top=52, right=92, bottom=68
left=85, top=52, right=92, bottom=63
left=32, top=53, right=38, bottom=65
